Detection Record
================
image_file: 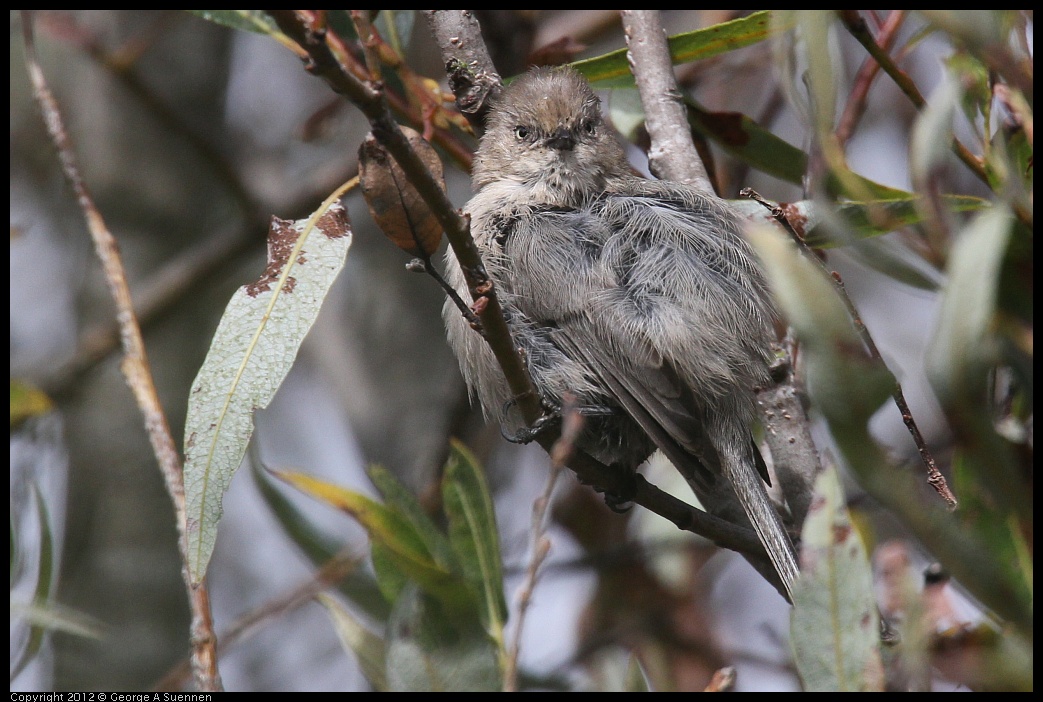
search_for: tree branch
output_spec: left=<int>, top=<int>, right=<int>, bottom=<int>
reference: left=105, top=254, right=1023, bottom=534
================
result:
left=21, top=11, right=222, bottom=692
left=837, top=10, right=990, bottom=188
left=267, top=10, right=542, bottom=425
left=423, top=10, right=503, bottom=133
left=419, top=8, right=796, bottom=565
left=620, top=10, right=714, bottom=194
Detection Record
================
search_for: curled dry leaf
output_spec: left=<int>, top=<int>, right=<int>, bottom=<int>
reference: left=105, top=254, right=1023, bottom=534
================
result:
left=359, top=126, right=445, bottom=257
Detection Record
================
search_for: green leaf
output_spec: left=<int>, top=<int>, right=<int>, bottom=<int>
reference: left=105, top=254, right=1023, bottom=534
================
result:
left=823, top=195, right=989, bottom=247
left=10, top=379, right=53, bottom=428
left=186, top=10, right=281, bottom=35
left=571, top=11, right=791, bottom=87
left=732, top=194, right=989, bottom=251
left=317, top=592, right=388, bottom=691
left=624, top=654, right=651, bottom=692
left=250, top=455, right=390, bottom=621
left=441, top=440, right=508, bottom=639
left=183, top=202, right=352, bottom=583
left=687, top=101, right=809, bottom=186
left=11, top=484, right=58, bottom=679
left=790, top=468, right=883, bottom=692
left=375, top=10, right=414, bottom=56
left=951, top=452, right=1032, bottom=600
left=925, top=205, right=1031, bottom=524
left=366, top=465, right=457, bottom=574
left=371, top=540, right=410, bottom=604
left=277, top=470, right=474, bottom=612
left=686, top=100, right=912, bottom=199
left=9, top=600, right=103, bottom=641
left=385, top=585, right=501, bottom=692
left=910, top=68, right=961, bottom=192
left=277, top=472, right=443, bottom=578
left=926, top=205, right=1012, bottom=405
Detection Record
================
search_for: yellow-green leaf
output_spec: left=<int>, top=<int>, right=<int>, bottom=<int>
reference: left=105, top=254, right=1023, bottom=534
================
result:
left=441, top=440, right=507, bottom=638
left=572, top=11, right=791, bottom=87
left=277, top=470, right=473, bottom=610
left=10, top=379, right=53, bottom=428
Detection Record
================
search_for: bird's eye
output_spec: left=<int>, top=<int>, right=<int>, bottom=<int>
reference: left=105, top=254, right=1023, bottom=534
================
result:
left=583, top=120, right=596, bottom=135
left=514, top=126, right=530, bottom=140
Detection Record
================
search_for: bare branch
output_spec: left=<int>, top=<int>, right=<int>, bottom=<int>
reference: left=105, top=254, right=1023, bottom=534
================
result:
left=423, top=10, right=503, bottom=131
left=620, top=10, right=713, bottom=193
left=21, top=11, right=221, bottom=692
left=267, top=10, right=542, bottom=424
left=837, top=10, right=990, bottom=188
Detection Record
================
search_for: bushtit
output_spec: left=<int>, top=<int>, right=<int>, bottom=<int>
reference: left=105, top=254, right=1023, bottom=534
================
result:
left=443, top=66, right=798, bottom=597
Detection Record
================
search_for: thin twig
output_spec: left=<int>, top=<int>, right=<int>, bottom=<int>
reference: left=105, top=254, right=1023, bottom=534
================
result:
left=830, top=273, right=957, bottom=509
left=741, top=188, right=958, bottom=510
left=836, top=10, right=990, bottom=188
left=836, top=10, right=908, bottom=147
left=153, top=552, right=361, bottom=691
left=21, top=11, right=222, bottom=691
left=503, top=396, right=582, bottom=692
left=620, top=10, right=713, bottom=194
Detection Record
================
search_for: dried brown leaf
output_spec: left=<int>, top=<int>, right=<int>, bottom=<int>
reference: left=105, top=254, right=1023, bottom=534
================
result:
left=359, top=126, right=445, bottom=256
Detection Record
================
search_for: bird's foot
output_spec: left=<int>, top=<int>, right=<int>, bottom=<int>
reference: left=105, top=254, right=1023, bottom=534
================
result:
left=500, top=397, right=562, bottom=445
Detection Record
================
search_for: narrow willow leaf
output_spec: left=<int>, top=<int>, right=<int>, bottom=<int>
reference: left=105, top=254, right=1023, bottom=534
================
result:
left=250, top=455, right=390, bottom=621
left=624, top=655, right=652, bottom=692
left=795, top=11, right=839, bottom=140
left=441, top=440, right=508, bottom=637
left=745, top=225, right=892, bottom=423
left=186, top=10, right=281, bottom=35
left=385, top=584, right=501, bottom=692
left=10, top=379, right=53, bottom=428
left=371, top=540, right=410, bottom=605
left=184, top=203, right=352, bottom=583
left=791, top=468, right=883, bottom=692
left=733, top=195, right=988, bottom=251
left=910, top=70, right=961, bottom=192
left=924, top=206, right=1031, bottom=526
left=276, top=471, right=442, bottom=576
left=276, top=470, right=473, bottom=611
left=375, top=10, right=415, bottom=57
left=687, top=100, right=809, bottom=186
left=572, top=11, right=790, bottom=87
left=686, top=101, right=912, bottom=201
left=925, top=205, right=1012, bottom=404
left=11, top=484, right=58, bottom=679
left=317, top=592, right=388, bottom=691
left=823, top=196, right=988, bottom=247
left=366, top=464, right=456, bottom=573
left=9, top=600, right=103, bottom=641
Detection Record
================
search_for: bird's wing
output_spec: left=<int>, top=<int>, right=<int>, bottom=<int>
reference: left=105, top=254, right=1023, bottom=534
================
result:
left=549, top=320, right=720, bottom=494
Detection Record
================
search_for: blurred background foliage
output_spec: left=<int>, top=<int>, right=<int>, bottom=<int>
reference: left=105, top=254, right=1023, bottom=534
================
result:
left=10, top=10, right=1031, bottom=692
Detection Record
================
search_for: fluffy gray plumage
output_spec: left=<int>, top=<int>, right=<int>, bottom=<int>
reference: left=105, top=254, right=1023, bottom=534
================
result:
left=443, top=66, right=798, bottom=596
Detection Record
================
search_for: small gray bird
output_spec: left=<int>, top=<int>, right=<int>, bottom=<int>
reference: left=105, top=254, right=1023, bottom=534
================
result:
left=443, top=66, right=798, bottom=597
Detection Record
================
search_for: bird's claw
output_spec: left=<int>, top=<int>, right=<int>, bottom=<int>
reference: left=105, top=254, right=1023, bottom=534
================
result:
left=500, top=397, right=562, bottom=444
